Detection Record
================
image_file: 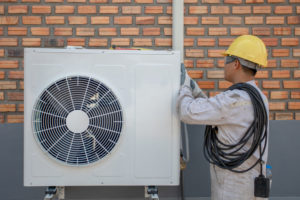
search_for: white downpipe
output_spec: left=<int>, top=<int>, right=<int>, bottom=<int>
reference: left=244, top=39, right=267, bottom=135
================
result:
left=172, top=0, right=184, bottom=62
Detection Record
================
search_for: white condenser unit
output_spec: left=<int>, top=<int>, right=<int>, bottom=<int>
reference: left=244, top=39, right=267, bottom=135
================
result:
left=24, top=48, right=181, bottom=187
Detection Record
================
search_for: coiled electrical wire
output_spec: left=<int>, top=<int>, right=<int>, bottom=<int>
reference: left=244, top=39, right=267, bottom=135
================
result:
left=203, top=82, right=268, bottom=174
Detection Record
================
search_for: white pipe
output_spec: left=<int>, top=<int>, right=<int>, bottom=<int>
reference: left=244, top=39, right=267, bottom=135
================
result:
left=172, top=0, right=184, bottom=62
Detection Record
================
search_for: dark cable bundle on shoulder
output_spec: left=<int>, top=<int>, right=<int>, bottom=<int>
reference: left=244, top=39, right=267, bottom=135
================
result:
left=203, top=82, right=268, bottom=174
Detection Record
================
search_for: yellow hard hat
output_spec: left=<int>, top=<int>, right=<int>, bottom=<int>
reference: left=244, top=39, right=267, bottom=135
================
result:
left=223, top=35, right=268, bottom=67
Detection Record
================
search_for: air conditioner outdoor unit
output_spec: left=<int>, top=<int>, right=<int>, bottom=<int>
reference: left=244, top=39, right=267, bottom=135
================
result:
left=24, top=48, right=181, bottom=187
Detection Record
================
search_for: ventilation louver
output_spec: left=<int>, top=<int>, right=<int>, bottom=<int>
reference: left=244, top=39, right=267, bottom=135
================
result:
left=32, top=76, right=123, bottom=166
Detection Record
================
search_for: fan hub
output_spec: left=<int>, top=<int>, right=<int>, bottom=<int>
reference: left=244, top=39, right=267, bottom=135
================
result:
left=66, top=110, right=89, bottom=133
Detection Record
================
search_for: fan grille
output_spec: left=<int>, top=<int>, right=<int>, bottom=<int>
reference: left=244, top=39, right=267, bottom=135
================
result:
left=32, top=76, right=123, bottom=166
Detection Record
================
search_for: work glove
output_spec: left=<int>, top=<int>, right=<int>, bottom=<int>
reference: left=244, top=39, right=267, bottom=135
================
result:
left=180, top=63, right=191, bottom=87
left=190, top=79, right=206, bottom=98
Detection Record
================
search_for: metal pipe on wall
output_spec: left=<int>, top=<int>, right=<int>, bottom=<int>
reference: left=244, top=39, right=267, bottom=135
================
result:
left=172, top=0, right=184, bottom=62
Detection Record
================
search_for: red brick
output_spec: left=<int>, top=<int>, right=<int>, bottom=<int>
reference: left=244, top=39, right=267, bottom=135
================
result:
left=293, top=49, right=300, bottom=57
left=297, top=6, right=300, bottom=14
left=288, top=102, right=300, bottom=110
left=54, top=28, right=72, bottom=36
left=272, top=70, right=290, bottom=78
left=291, top=91, right=300, bottom=99
left=99, top=28, right=117, bottom=36
left=281, top=59, right=299, bottom=68
left=208, top=49, right=226, bottom=57
left=166, top=6, right=172, bottom=14
left=164, top=28, right=172, bottom=36
left=218, top=60, right=225, bottom=68
left=187, top=70, right=203, bottom=79
left=290, top=0, right=300, bottom=2
left=67, top=0, right=85, bottom=2
left=185, top=0, right=198, bottom=2
left=136, top=16, right=155, bottom=24
left=274, top=27, right=292, bottom=35
left=183, top=60, right=194, bottom=68
left=0, top=81, right=16, bottom=89
left=0, top=60, right=18, bottom=69
left=262, top=81, right=280, bottom=89
left=46, top=16, right=65, bottom=24
left=269, top=102, right=285, bottom=111
left=18, top=104, right=24, bottom=112
left=155, top=38, right=172, bottom=47
left=45, top=39, right=65, bottom=47
left=0, top=91, right=3, bottom=99
left=185, top=38, right=194, bottom=47
left=0, top=50, right=4, bottom=57
left=78, top=6, right=96, bottom=14
left=219, top=38, right=234, bottom=46
left=218, top=81, right=232, bottom=89
left=55, top=6, right=75, bottom=14
left=0, top=6, right=4, bottom=14
left=275, top=6, right=293, bottom=14
left=297, top=113, right=300, bottom=120
left=145, top=6, right=163, bottom=14
left=114, top=16, right=132, bottom=24
left=253, top=6, right=271, bottom=14
left=90, top=0, right=107, bottom=2
left=22, top=38, right=41, bottom=47
left=67, top=38, right=85, bottom=46
left=223, top=17, right=242, bottom=25
left=232, top=6, right=251, bottom=14
left=266, top=60, right=277, bottom=68
left=230, top=27, right=249, bottom=35
left=209, top=28, right=227, bottom=36
left=19, top=81, right=24, bottom=90
left=272, top=49, right=289, bottom=57
left=89, top=38, right=107, bottom=47
left=76, top=28, right=94, bottom=36
left=211, top=6, right=230, bottom=14
left=282, top=38, right=299, bottom=46
left=275, top=113, right=293, bottom=120
left=159, top=16, right=172, bottom=24
left=121, top=28, right=139, bottom=35
left=91, top=16, right=110, bottom=24
left=45, top=0, right=63, bottom=2
left=271, top=91, right=288, bottom=99
left=31, top=27, right=49, bottom=36
left=186, top=27, right=205, bottom=36
left=197, top=59, right=214, bottom=68
left=255, top=70, right=269, bottom=79
left=186, top=49, right=204, bottom=58
left=189, top=6, right=208, bottom=14
left=8, top=5, right=28, bottom=14
left=0, top=17, right=18, bottom=25
left=207, top=70, right=224, bottom=79
left=284, top=81, right=300, bottom=88
left=198, top=38, right=215, bottom=46
left=268, top=0, right=285, bottom=2
left=296, top=28, right=300, bottom=35
left=245, top=16, right=263, bottom=24
left=7, top=115, right=23, bottom=123
left=7, top=92, right=23, bottom=101
left=135, top=0, right=153, bottom=3
left=111, top=38, right=130, bottom=46
left=202, top=17, right=219, bottom=25
left=0, top=38, right=18, bottom=46
left=133, top=38, right=152, bottom=46
left=22, top=16, right=41, bottom=25
left=184, top=17, right=199, bottom=25
left=262, top=38, right=278, bottom=46
left=143, top=27, right=160, bottom=36
left=0, top=104, right=16, bottom=112
left=8, top=71, right=23, bottom=79
left=198, top=81, right=215, bottom=89
left=225, top=0, right=241, bottom=3
left=32, top=6, right=51, bottom=14
left=266, top=17, right=285, bottom=24
left=252, top=27, right=271, bottom=36
left=68, top=16, right=87, bottom=25
left=202, top=0, right=220, bottom=3
left=295, top=70, right=300, bottom=78
left=122, top=6, right=141, bottom=14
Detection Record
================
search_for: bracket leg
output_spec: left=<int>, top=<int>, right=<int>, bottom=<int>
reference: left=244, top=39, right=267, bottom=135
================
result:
left=145, top=186, right=159, bottom=200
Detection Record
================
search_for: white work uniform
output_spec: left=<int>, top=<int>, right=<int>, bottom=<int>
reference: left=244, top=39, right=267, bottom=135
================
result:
left=177, top=80, right=269, bottom=200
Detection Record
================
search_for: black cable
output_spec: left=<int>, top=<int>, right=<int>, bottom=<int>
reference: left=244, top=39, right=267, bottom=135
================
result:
left=203, top=82, right=268, bottom=174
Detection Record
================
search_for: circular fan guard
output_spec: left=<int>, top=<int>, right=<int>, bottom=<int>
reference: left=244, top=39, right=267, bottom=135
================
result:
left=32, top=76, right=123, bottom=166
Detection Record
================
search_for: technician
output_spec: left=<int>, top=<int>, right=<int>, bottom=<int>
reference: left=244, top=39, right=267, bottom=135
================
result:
left=177, top=35, right=269, bottom=200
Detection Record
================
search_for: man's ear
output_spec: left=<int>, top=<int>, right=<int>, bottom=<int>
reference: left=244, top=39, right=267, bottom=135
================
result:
left=234, top=59, right=241, bottom=70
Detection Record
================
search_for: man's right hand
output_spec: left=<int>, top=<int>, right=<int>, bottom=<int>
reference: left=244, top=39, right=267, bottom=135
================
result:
left=180, top=63, right=191, bottom=87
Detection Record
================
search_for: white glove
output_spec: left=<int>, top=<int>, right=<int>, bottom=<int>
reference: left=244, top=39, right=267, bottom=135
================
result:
left=180, top=63, right=191, bottom=87
left=190, top=79, right=206, bottom=98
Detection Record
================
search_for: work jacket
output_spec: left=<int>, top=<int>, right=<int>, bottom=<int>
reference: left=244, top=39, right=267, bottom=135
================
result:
left=177, top=80, right=269, bottom=200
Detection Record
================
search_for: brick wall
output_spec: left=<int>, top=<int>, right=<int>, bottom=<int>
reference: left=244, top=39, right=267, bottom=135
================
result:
left=0, top=0, right=299, bottom=123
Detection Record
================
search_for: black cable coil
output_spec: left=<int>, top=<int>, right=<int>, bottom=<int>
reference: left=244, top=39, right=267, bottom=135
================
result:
left=203, top=83, right=268, bottom=174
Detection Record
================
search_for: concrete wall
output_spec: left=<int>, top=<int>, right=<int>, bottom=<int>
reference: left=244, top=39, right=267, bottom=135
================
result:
left=1, top=121, right=300, bottom=200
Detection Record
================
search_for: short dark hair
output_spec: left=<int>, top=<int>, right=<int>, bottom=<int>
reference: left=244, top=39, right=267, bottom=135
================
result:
left=241, top=65, right=257, bottom=76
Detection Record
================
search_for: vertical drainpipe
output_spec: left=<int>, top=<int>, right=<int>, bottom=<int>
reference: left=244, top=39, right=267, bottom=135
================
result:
left=172, top=0, right=184, bottom=63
